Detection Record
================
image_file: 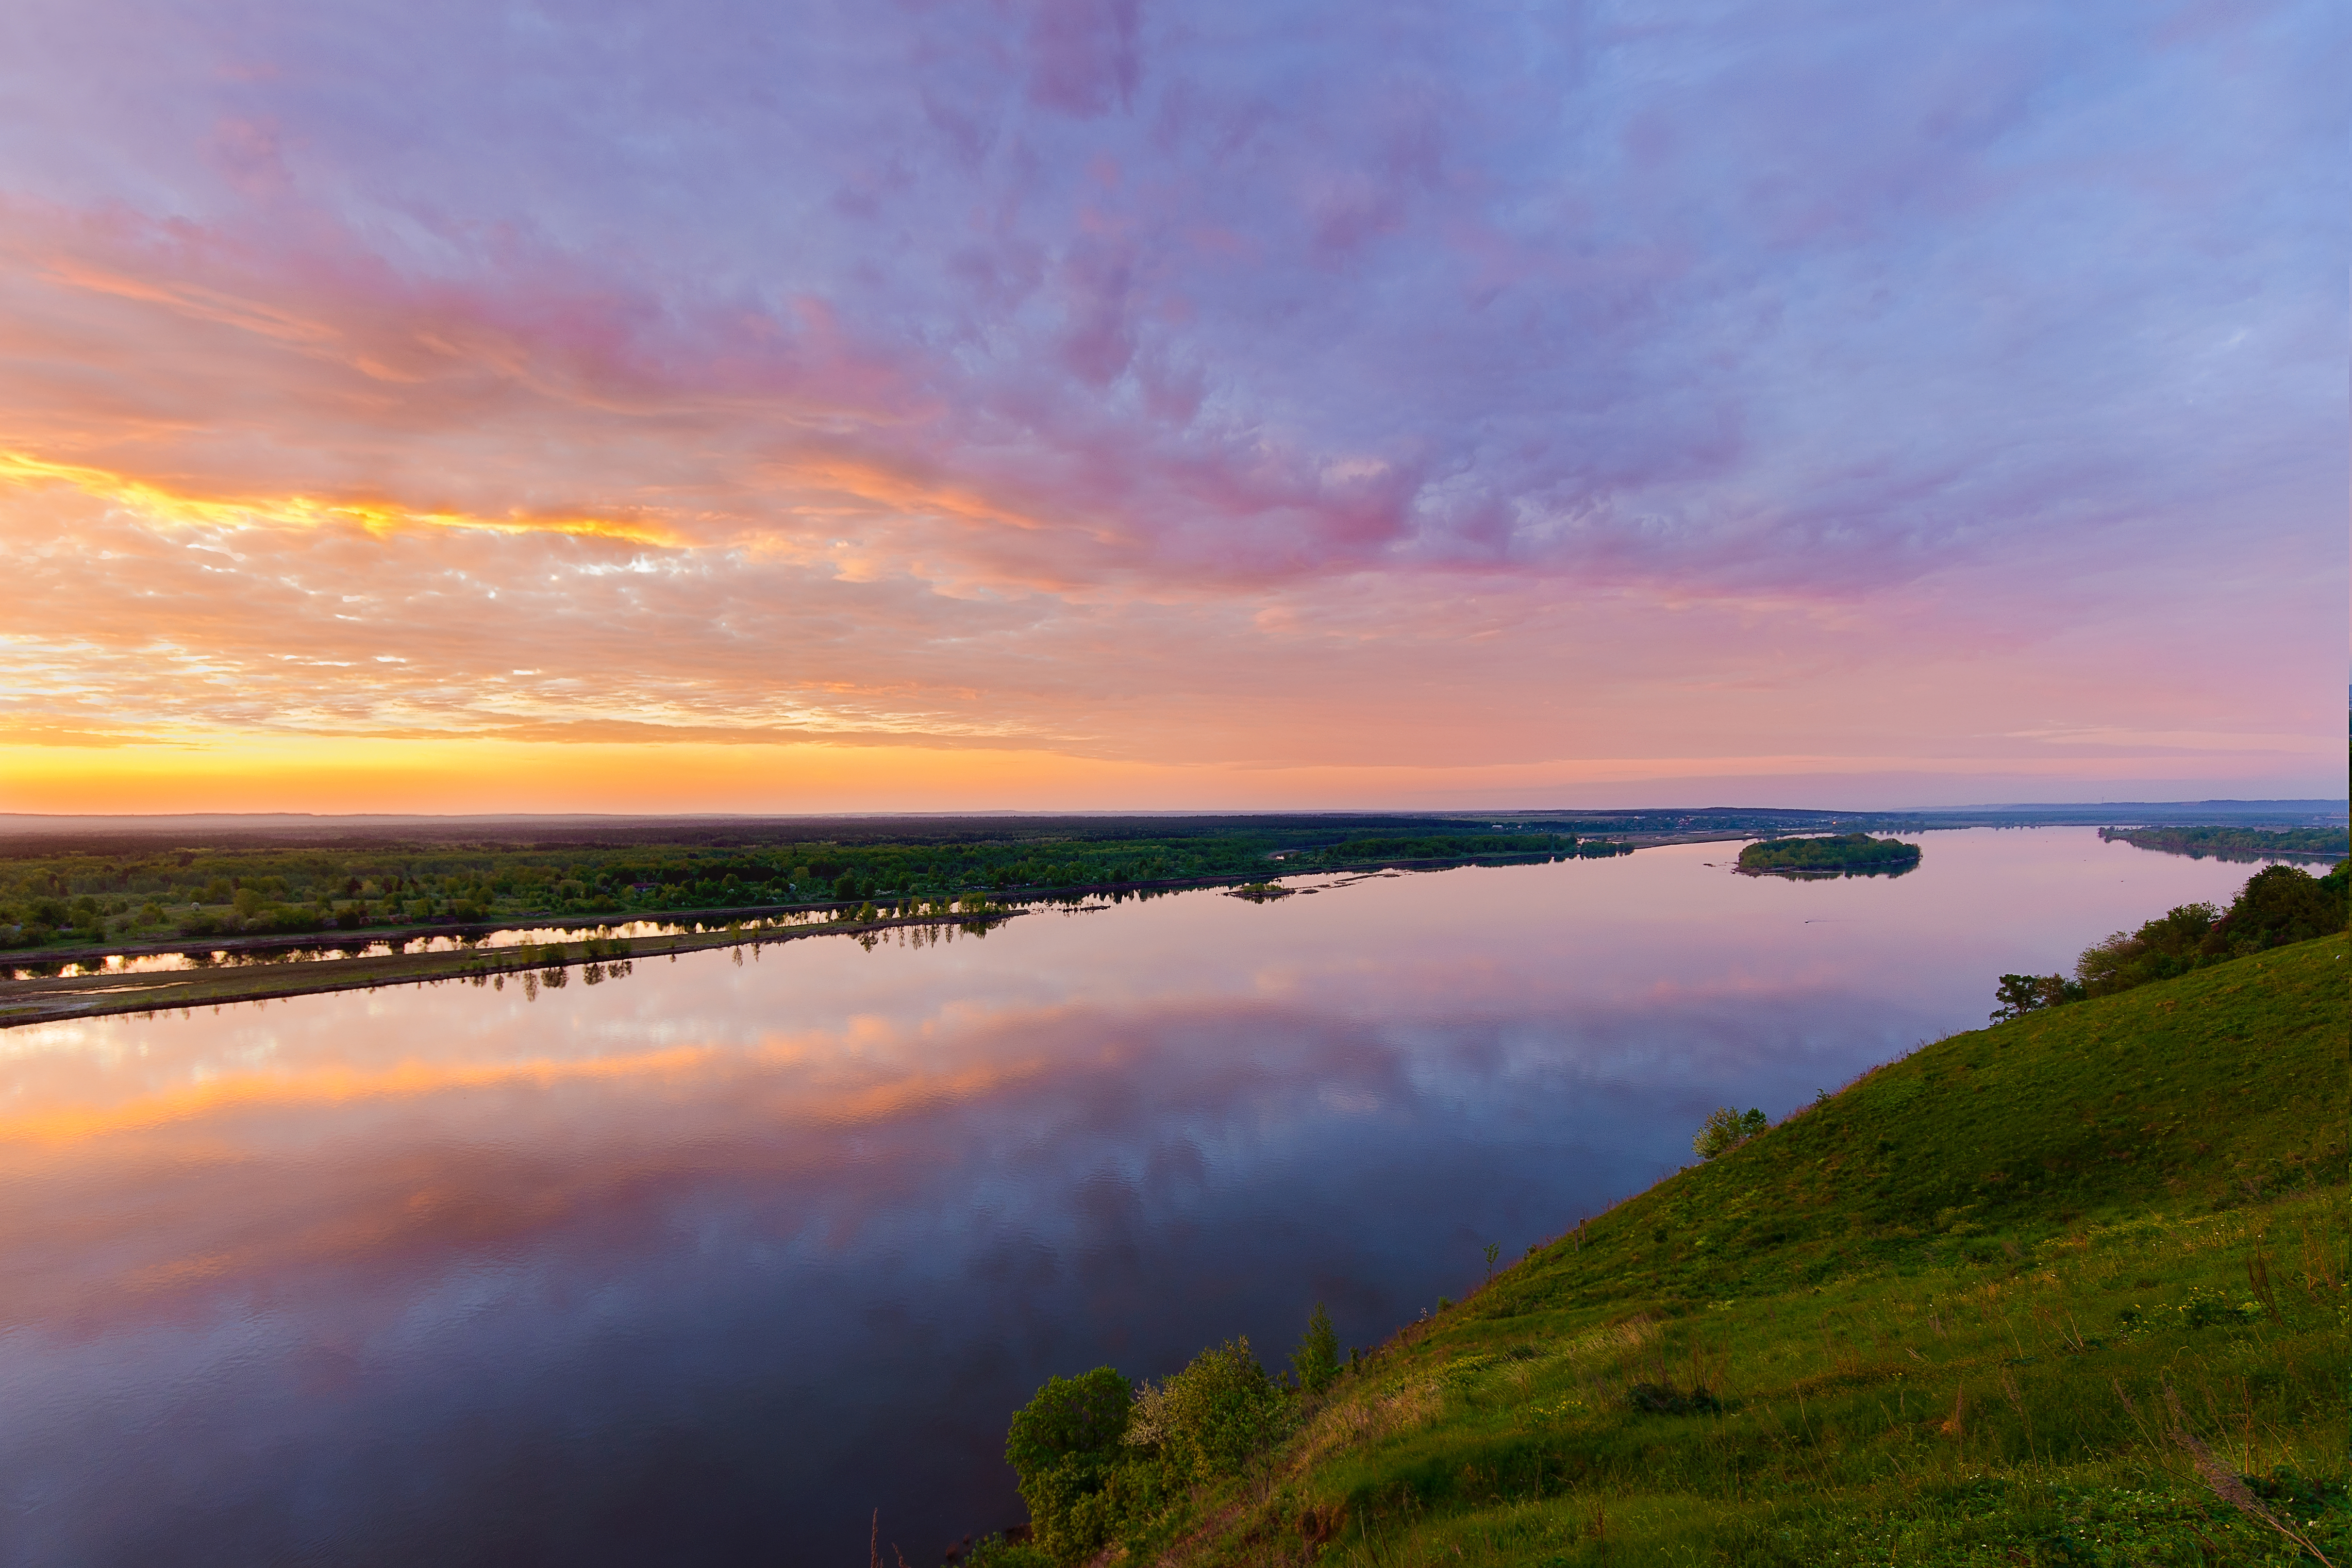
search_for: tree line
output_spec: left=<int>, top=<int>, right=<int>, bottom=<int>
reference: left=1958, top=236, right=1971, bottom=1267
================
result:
left=2097, top=824, right=2348, bottom=862
left=1991, top=860, right=2350, bottom=1020
left=0, top=826, right=1630, bottom=952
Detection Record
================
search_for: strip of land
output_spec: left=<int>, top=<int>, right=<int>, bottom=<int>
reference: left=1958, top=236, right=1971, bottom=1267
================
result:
left=0, top=816, right=1640, bottom=978
left=2099, top=824, right=2348, bottom=864
left=0, top=910, right=1023, bottom=1027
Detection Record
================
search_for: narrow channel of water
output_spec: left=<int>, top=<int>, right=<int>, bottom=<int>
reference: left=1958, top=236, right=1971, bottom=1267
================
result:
left=0, top=830, right=2283, bottom=1565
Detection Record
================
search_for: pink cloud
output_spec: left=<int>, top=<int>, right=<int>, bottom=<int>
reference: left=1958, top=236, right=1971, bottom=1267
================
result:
left=0, top=0, right=2335, bottom=803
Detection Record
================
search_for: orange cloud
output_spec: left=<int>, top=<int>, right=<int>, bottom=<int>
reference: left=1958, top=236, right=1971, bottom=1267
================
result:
left=0, top=196, right=2335, bottom=811
left=0, top=450, right=684, bottom=546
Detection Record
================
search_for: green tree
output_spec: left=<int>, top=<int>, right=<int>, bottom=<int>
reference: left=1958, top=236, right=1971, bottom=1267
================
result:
left=2076, top=901, right=2218, bottom=997
left=2217, top=863, right=2345, bottom=949
left=1694, top=1106, right=1768, bottom=1160
left=1992, top=972, right=2083, bottom=1021
left=1290, top=1302, right=1339, bottom=1394
left=1004, top=1367, right=1132, bottom=1563
left=1158, top=1338, right=1282, bottom=1485
left=2070, top=867, right=2346, bottom=1003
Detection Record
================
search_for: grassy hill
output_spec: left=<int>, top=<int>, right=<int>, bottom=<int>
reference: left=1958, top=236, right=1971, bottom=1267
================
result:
left=1076, top=933, right=2348, bottom=1567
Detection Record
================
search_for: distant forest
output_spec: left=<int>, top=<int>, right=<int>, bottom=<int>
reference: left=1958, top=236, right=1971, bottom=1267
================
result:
left=0, top=817, right=1630, bottom=952
left=1735, top=833, right=1922, bottom=877
left=2099, top=824, right=2348, bottom=863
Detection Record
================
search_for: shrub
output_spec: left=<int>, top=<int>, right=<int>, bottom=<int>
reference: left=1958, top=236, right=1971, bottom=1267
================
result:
left=963, top=1534, right=1053, bottom=1568
left=1992, top=972, right=2085, bottom=1020
left=2218, top=863, right=2345, bottom=950
left=1158, top=1338, right=1284, bottom=1486
left=1695, top=1106, right=1768, bottom=1159
left=1291, top=1302, right=1340, bottom=1394
left=2076, top=901, right=2219, bottom=997
left=1005, top=1367, right=1132, bottom=1563
left=2070, top=867, right=2346, bottom=1003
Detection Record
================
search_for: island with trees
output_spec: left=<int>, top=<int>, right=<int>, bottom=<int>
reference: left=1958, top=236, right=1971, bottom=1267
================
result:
left=1733, top=832, right=1922, bottom=878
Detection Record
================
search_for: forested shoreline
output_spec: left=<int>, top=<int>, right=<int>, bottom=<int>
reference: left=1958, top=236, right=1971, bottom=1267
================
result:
left=0, top=820, right=1631, bottom=958
left=2099, top=824, right=2348, bottom=862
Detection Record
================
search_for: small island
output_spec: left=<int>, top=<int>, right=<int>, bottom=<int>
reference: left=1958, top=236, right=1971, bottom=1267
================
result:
left=1735, top=832, right=1922, bottom=878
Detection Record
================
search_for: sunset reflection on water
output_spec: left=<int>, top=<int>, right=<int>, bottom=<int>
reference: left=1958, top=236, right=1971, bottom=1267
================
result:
left=0, top=830, right=2280, bottom=1565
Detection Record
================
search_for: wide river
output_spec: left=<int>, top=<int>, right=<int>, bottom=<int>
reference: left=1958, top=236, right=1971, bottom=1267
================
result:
left=0, top=828, right=2287, bottom=1565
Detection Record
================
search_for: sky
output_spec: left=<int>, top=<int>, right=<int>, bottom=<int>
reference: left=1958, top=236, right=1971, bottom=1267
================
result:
left=0, top=0, right=2342, bottom=814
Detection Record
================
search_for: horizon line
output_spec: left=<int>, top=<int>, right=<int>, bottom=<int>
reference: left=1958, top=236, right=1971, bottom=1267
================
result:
left=0, top=797, right=2344, bottom=826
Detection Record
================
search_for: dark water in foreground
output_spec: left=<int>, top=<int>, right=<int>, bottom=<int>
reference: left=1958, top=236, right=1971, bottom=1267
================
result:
left=0, top=829, right=2280, bottom=1566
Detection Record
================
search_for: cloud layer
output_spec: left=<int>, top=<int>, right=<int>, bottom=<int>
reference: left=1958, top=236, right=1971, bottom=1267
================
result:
left=0, top=0, right=2341, bottom=807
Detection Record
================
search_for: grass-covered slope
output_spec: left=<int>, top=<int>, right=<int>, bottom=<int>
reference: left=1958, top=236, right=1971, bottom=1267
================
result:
left=1171, top=934, right=2349, bottom=1567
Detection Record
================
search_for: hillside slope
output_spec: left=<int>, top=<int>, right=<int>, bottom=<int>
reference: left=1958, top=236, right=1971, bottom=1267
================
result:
left=1169, top=934, right=2348, bottom=1567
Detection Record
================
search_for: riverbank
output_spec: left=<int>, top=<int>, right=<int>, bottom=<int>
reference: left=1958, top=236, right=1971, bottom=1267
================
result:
left=0, top=910, right=1022, bottom=1027
left=0, top=819, right=1640, bottom=967
left=984, top=932, right=2350, bottom=1567
left=0, top=851, right=1610, bottom=1016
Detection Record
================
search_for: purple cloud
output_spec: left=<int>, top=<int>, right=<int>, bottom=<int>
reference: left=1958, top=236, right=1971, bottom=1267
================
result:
left=0, top=0, right=2339, bottom=798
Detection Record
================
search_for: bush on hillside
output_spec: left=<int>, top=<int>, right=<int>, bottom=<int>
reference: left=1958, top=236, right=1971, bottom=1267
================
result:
left=2223, top=861, right=2347, bottom=948
left=2076, top=900, right=2222, bottom=997
left=1003, top=1367, right=1132, bottom=1563
left=1694, top=1106, right=1768, bottom=1159
left=962, top=1535, right=1052, bottom=1568
left=1996, top=861, right=2349, bottom=1018
left=1155, top=1338, right=1284, bottom=1485
left=1991, top=971, right=2085, bottom=1021
left=1291, top=1302, right=1340, bottom=1394
left=1007, top=1333, right=1301, bottom=1562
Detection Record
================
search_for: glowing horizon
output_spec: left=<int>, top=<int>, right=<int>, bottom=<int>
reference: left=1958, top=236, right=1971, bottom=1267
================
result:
left=1, top=2, right=2341, bottom=813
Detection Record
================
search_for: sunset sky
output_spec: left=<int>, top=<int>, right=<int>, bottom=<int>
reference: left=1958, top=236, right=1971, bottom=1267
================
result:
left=1, top=0, right=2341, bottom=814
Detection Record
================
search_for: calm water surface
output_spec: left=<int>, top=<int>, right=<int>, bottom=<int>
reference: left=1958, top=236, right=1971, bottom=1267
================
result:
left=0, top=829, right=2281, bottom=1565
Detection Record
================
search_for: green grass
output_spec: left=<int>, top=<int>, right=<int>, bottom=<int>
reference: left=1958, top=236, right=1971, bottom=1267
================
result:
left=1158, top=934, right=2349, bottom=1567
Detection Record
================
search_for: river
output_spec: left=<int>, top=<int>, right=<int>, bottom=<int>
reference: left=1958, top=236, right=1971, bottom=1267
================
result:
left=0, top=828, right=2286, bottom=1565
